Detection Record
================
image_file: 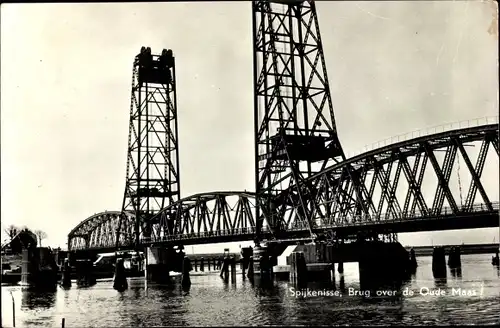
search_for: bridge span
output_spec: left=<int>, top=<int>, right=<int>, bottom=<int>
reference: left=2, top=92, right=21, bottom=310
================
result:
left=68, top=123, right=500, bottom=252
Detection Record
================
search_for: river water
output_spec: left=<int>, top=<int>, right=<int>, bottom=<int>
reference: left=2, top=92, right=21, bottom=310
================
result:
left=2, top=254, right=499, bottom=327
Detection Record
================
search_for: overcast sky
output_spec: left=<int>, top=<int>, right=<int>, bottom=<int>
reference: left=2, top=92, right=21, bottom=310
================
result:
left=1, top=1, right=498, bottom=251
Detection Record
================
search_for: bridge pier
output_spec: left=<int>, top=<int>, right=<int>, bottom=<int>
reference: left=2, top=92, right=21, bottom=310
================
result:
left=240, top=246, right=252, bottom=276
left=113, top=258, right=128, bottom=291
left=448, top=246, right=462, bottom=268
left=250, top=245, right=275, bottom=281
left=409, top=248, right=418, bottom=273
left=181, top=256, right=192, bottom=289
left=76, top=259, right=96, bottom=287
left=60, top=258, right=72, bottom=288
left=358, top=241, right=411, bottom=290
left=432, top=247, right=447, bottom=279
left=145, top=246, right=172, bottom=284
left=289, top=251, right=307, bottom=286
left=20, top=246, right=59, bottom=290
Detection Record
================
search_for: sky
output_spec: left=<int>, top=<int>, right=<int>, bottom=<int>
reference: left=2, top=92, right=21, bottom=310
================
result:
left=1, top=1, right=498, bottom=252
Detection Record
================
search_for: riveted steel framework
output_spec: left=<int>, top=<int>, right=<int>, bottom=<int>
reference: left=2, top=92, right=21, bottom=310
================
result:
left=68, top=124, right=499, bottom=251
left=68, top=211, right=136, bottom=250
left=119, top=47, right=181, bottom=249
left=252, top=0, right=346, bottom=242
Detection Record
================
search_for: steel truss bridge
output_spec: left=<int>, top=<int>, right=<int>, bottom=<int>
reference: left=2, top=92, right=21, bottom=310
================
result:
left=69, top=123, right=499, bottom=251
left=68, top=0, right=499, bottom=252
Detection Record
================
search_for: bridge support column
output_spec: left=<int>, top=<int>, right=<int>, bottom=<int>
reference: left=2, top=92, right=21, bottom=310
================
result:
left=76, top=259, right=96, bottom=287
left=338, top=262, right=344, bottom=274
left=230, top=257, right=236, bottom=279
left=145, top=246, right=171, bottom=284
left=432, top=247, right=447, bottom=279
left=358, top=242, right=411, bottom=290
left=409, top=248, right=418, bottom=273
left=181, top=256, right=192, bottom=289
left=251, top=245, right=273, bottom=281
left=447, top=246, right=461, bottom=268
left=290, top=251, right=307, bottom=286
left=220, top=256, right=230, bottom=280
left=200, top=257, right=205, bottom=272
left=240, top=247, right=253, bottom=276
left=113, top=258, right=128, bottom=291
left=61, top=258, right=72, bottom=288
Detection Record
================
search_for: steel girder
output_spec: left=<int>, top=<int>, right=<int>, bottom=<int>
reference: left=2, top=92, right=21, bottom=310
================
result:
left=120, top=47, right=181, bottom=250
left=252, top=0, right=346, bottom=242
left=68, top=211, right=136, bottom=250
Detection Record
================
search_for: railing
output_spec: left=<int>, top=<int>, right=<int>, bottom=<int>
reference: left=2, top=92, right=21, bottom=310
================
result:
left=347, top=116, right=499, bottom=158
left=74, top=202, right=498, bottom=250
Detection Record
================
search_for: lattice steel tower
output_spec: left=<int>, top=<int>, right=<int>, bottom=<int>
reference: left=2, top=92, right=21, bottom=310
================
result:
left=119, top=47, right=181, bottom=249
left=253, top=0, right=345, bottom=242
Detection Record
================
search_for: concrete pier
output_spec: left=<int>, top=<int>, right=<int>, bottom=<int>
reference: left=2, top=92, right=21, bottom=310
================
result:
left=447, top=246, right=462, bottom=268
left=252, top=245, right=273, bottom=280
left=289, top=251, right=307, bottom=286
left=76, top=259, right=96, bottom=287
left=337, top=262, right=344, bottom=274
left=358, top=242, right=411, bottom=290
left=60, top=258, right=72, bottom=288
left=230, top=257, right=236, bottom=277
left=247, top=256, right=254, bottom=278
left=181, top=256, right=192, bottom=288
left=220, top=257, right=230, bottom=279
left=20, top=246, right=59, bottom=290
left=113, top=258, right=128, bottom=291
left=409, top=248, right=418, bottom=272
left=240, top=246, right=253, bottom=276
left=432, top=247, right=447, bottom=279
left=145, top=247, right=170, bottom=284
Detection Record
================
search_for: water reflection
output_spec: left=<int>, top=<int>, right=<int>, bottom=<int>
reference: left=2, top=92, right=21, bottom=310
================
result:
left=450, top=267, right=462, bottom=279
left=21, top=289, right=56, bottom=310
left=2, top=254, right=499, bottom=327
left=434, top=277, right=448, bottom=290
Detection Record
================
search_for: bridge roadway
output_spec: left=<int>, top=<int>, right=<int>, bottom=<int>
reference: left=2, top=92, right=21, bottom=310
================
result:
left=72, top=202, right=499, bottom=253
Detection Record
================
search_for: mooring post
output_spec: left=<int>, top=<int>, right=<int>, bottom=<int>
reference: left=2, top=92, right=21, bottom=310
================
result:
left=193, top=258, right=198, bottom=272
left=432, top=247, right=447, bottom=278
left=200, top=257, right=204, bottom=272
left=181, top=256, right=192, bottom=288
left=113, top=258, right=128, bottom=291
left=337, top=262, right=344, bottom=274
left=208, top=258, right=211, bottom=271
left=61, top=258, right=72, bottom=288
left=10, top=291, right=15, bottom=327
left=61, top=318, right=65, bottom=328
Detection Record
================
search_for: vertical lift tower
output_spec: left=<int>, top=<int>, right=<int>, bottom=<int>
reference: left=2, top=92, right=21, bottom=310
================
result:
left=117, top=47, right=181, bottom=250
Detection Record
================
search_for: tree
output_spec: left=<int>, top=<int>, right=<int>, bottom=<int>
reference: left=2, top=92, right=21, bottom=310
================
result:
left=4, top=225, right=20, bottom=239
left=34, top=230, right=48, bottom=247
